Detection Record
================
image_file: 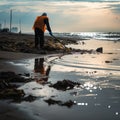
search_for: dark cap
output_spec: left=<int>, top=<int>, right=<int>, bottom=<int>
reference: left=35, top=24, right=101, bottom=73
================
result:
left=42, top=12, right=47, bottom=16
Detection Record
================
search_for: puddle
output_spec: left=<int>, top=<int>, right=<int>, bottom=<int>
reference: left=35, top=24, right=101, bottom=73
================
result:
left=6, top=52, right=119, bottom=120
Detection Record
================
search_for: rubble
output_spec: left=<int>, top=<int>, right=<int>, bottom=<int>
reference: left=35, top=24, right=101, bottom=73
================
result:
left=44, top=98, right=76, bottom=108
left=0, top=33, right=98, bottom=54
left=0, top=71, right=33, bottom=101
left=0, top=71, right=32, bottom=83
left=0, top=88, right=25, bottom=99
left=49, top=79, right=81, bottom=91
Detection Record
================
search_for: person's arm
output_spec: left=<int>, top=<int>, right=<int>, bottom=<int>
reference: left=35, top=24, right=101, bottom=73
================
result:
left=44, top=18, right=52, bottom=35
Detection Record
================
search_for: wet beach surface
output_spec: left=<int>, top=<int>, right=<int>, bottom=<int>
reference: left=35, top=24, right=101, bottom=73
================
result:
left=0, top=38, right=120, bottom=120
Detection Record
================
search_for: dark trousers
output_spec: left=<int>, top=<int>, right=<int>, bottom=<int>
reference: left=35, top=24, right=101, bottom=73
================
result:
left=34, top=28, right=44, bottom=48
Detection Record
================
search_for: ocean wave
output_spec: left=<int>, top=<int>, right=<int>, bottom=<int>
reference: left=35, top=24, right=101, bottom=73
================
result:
left=54, top=32, right=120, bottom=41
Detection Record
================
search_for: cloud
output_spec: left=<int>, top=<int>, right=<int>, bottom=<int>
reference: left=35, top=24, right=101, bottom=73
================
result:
left=0, top=0, right=120, bottom=32
left=109, top=4, right=120, bottom=14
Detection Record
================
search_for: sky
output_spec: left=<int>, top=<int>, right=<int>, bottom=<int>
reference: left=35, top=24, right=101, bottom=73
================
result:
left=0, top=0, right=120, bottom=33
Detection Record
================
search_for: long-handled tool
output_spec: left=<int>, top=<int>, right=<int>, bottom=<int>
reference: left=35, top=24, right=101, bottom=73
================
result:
left=50, top=34, right=67, bottom=49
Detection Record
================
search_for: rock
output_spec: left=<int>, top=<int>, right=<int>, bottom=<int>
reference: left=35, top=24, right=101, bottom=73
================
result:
left=105, top=60, right=112, bottom=63
left=61, top=100, right=75, bottom=108
left=0, top=80, right=9, bottom=89
left=0, top=88, right=25, bottom=99
left=0, top=71, right=16, bottom=79
left=0, top=71, right=32, bottom=83
left=44, top=98, right=61, bottom=105
left=24, top=73, right=30, bottom=77
left=96, top=47, right=103, bottom=53
left=49, top=79, right=81, bottom=91
left=12, top=95, right=39, bottom=103
left=22, top=95, right=37, bottom=102
left=44, top=98, right=75, bottom=108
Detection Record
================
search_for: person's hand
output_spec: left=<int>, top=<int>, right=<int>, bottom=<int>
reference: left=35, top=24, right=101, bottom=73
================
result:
left=49, top=32, right=53, bottom=36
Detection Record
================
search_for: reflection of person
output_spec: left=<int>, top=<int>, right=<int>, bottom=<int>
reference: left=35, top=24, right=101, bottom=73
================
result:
left=32, top=12, right=53, bottom=49
left=34, top=58, right=51, bottom=83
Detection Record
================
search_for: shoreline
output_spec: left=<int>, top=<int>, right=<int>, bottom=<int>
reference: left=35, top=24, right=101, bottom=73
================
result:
left=0, top=32, right=98, bottom=55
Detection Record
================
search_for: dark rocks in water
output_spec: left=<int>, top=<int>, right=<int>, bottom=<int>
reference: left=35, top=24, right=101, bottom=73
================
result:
left=0, top=79, right=37, bottom=102
left=0, top=88, right=25, bottom=99
left=0, top=76, right=25, bottom=100
left=0, top=80, right=17, bottom=89
left=21, top=95, right=37, bottom=102
left=49, top=79, right=81, bottom=91
left=12, top=95, right=37, bottom=103
left=0, top=71, right=32, bottom=83
left=0, top=71, right=16, bottom=79
left=44, top=98, right=75, bottom=108
left=0, top=86, right=37, bottom=102
left=24, top=73, right=30, bottom=77
left=61, top=100, right=75, bottom=108
left=44, top=98, right=61, bottom=105
left=0, top=71, right=35, bottom=101
left=96, top=47, right=103, bottom=53
left=0, top=71, right=32, bottom=100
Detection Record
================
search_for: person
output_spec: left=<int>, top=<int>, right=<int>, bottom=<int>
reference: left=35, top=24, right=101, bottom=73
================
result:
left=34, top=58, right=51, bottom=84
left=32, top=12, right=53, bottom=49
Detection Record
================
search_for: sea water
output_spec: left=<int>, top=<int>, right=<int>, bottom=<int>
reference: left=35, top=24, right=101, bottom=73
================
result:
left=53, top=32, right=120, bottom=41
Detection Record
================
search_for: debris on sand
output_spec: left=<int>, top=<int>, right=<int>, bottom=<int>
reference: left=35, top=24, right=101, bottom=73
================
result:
left=0, top=88, right=25, bottom=99
left=12, top=95, right=38, bottom=103
left=0, top=71, right=32, bottom=83
left=96, top=47, right=103, bottom=53
left=44, top=98, right=76, bottom=108
left=0, top=79, right=38, bottom=102
left=0, top=71, right=36, bottom=101
left=0, top=33, right=98, bottom=54
left=49, top=79, right=81, bottom=91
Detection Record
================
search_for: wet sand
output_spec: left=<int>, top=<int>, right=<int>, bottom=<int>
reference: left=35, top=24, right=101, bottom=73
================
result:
left=0, top=34, right=120, bottom=120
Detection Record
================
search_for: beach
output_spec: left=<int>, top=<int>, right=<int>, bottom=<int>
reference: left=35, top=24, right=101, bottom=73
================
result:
left=0, top=33, right=120, bottom=120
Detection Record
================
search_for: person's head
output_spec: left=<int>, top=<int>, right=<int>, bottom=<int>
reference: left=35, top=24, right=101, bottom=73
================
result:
left=42, top=12, right=47, bottom=16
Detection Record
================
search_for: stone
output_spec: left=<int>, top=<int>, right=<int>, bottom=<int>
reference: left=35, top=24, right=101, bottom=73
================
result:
left=44, top=98, right=75, bottom=108
left=96, top=47, right=103, bottom=53
left=49, top=79, right=80, bottom=91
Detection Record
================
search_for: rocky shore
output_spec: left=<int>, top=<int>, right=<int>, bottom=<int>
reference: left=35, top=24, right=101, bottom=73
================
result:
left=0, top=32, right=101, bottom=54
left=0, top=32, right=74, bottom=54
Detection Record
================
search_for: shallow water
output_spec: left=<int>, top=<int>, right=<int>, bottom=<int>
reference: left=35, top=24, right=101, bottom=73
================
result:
left=2, top=40, right=120, bottom=120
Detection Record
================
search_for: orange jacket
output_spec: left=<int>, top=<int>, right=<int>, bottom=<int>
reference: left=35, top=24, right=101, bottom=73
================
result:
left=34, top=66, right=45, bottom=75
left=32, top=16, right=48, bottom=32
